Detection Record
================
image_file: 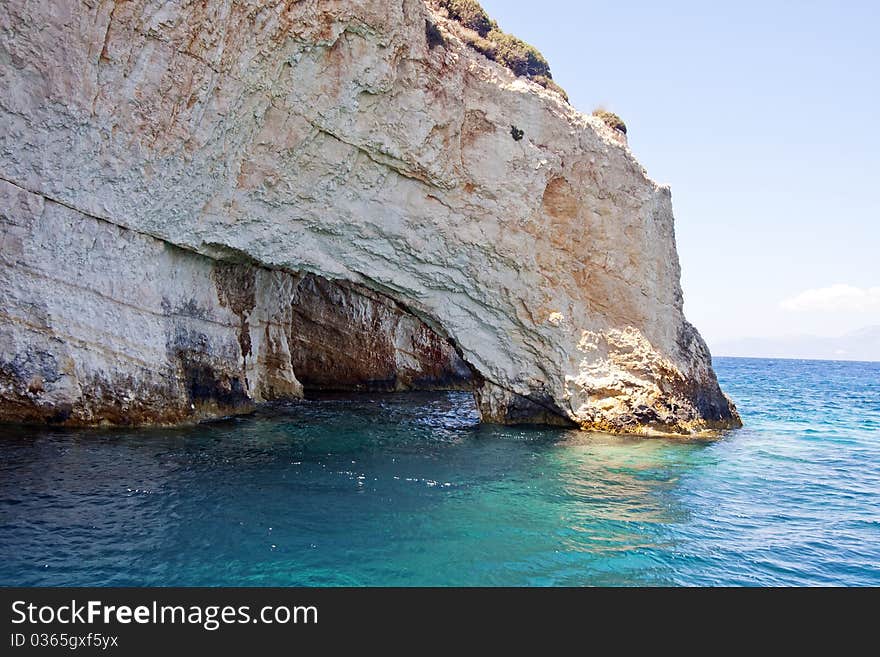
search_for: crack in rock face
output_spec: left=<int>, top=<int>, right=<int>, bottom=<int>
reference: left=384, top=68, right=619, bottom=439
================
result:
left=0, top=0, right=740, bottom=434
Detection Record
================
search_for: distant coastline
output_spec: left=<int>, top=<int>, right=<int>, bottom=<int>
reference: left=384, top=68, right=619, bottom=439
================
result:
left=711, top=326, right=880, bottom=363
left=714, top=355, right=880, bottom=364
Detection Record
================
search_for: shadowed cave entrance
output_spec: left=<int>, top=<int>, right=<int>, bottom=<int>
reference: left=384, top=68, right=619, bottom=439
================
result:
left=267, top=273, right=573, bottom=428
left=0, top=185, right=575, bottom=428
left=281, top=274, right=475, bottom=397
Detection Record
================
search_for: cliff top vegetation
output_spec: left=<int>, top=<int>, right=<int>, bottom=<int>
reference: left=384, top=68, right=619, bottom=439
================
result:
left=592, top=109, right=628, bottom=135
left=427, top=0, right=568, bottom=103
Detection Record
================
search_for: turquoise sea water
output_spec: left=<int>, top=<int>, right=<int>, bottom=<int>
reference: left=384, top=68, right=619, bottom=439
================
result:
left=0, top=357, right=878, bottom=586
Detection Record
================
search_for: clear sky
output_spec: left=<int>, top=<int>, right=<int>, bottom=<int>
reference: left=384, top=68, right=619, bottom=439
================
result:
left=478, top=0, right=880, bottom=349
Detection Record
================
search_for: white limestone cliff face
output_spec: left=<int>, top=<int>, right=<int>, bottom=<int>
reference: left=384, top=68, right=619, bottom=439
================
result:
left=0, top=0, right=739, bottom=433
left=0, top=178, right=469, bottom=424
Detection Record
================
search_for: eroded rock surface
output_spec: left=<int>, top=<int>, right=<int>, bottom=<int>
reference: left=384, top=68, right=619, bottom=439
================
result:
left=0, top=0, right=739, bottom=433
left=285, top=274, right=472, bottom=392
left=0, top=179, right=468, bottom=425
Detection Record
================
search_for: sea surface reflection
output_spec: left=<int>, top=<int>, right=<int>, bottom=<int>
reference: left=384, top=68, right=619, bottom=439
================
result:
left=1, top=358, right=878, bottom=586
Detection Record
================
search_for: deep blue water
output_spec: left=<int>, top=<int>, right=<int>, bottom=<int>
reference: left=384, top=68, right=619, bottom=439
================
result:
left=0, top=357, right=878, bottom=586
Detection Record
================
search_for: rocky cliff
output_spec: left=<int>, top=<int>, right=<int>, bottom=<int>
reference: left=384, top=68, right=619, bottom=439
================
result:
left=0, top=0, right=740, bottom=433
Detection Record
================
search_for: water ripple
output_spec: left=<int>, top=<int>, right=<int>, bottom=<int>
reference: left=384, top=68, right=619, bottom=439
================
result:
left=1, top=360, right=878, bottom=586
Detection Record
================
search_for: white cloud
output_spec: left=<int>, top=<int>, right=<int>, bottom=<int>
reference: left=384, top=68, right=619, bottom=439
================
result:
left=780, top=284, right=880, bottom=312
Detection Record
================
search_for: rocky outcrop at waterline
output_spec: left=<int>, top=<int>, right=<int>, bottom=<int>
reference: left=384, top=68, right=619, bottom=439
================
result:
left=0, top=0, right=740, bottom=434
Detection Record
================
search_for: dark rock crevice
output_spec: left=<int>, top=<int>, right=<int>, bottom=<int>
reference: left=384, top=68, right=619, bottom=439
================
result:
left=285, top=274, right=473, bottom=394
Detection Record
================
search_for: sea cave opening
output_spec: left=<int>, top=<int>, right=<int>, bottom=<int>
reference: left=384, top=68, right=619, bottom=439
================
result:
left=277, top=273, right=476, bottom=400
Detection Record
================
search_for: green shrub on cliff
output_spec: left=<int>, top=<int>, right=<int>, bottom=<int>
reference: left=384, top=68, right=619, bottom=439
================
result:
left=455, top=27, right=497, bottom=60
left=431, top=0, right=566, bottom=102
left=486, top=29, right=550, bottom=78
left=592, top=109, right=627, bottom=134
left=436, top=0, right=494, bottom=37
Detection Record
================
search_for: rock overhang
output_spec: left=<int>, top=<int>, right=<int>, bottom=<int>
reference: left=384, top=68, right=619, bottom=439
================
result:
left=0, top=0, right=741, bottom=434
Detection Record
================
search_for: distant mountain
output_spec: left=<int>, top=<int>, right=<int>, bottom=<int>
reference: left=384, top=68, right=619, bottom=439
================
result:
left=712, top=326, right=880, bottom=362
